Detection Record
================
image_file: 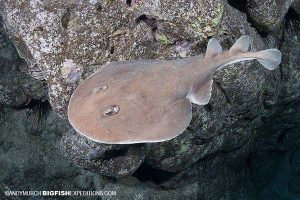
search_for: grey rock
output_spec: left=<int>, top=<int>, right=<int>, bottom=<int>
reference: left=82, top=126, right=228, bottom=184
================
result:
left=145, top=3, right=282, bottom=173
left=279, top=17, right=300, bottom=103
left=291, top=0, right=300, bottom=14
left=0, top=17, right=19, bottom=61
left=73, top=173, right=93, bottom=190
left=0, top=0, right=229, bottom=118
left=60, top=129, right=147, bottom=177
left=102, top=176, right=200, bottom=200
left=0, top=1, right=300, bottom=199
left=0, top=1, right=150, bottom=177
left=0, top=0, right=138, bottom=117
left=292, top=0, right=300, bottom=14
left=0, top=0, right=277, bottom=175
left=246, top=0, right=293, bottom=31
left=0, top=18, right=48, bottom=107
left=136, top=0, right=226, bottom=44
left=0, top=107, right=82, bottom=192
left=0, top=60, right=48, bottom=107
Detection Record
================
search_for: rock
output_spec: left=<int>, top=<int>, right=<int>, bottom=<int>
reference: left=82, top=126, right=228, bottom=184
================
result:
left=0, top=158, right=14, bottom=182
left=0, top=0, right=282, bottom=175
left=145, top=129, right=206, bottom=172
left=74, top=173, right=93, bottom=190
left=60, top=129, right=147, bottom=177
left=0, top=0, right=297, bottom=179
left=135, top=149, right=256, bottom=200
left=0, top=60, right=48, bottom=107
left=0, top=1, right=300, bottom=199
left=0, top=107, right=83, bottom=192
left=0, top=18, right=48, bottom=107
left=92, top=174, right=106, bottom=191
left=292, top=0, right=300, bottom=14
left=0, top=0, right=251, bottom=118
left=0, top=61, right=31, bottom=107
left=0, top=17, right=19, bottom=61
left=136, top=0, right=226, bottom=44
left=145, top=3, right=282, bottom=173
left=101, top=180, right=199, bottom=200
left=279, top=14, right=300, bottom=103
left=0, top=0, right=139, bottom=117
left=246, top=0, right=293, bottom=31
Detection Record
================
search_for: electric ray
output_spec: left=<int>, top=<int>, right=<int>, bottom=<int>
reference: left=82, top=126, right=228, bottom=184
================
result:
left=68, top=36, right=282, bottom=144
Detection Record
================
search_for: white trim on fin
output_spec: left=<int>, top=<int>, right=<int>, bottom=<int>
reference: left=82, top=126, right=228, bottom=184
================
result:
left=188, top=79, right=213, bottom=105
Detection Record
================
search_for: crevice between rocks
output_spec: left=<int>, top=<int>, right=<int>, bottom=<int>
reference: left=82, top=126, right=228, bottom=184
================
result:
left=132, top=162, right=179, bottom=185
left=24, top=100, right=51, bottom=136
left=101, top=147, right=129, bottom=160
left=279, top=8, right=300, bottom=81
left=226, top=0, right=273, bottom=37
left=214, top=80, right=231, bottom=104
left=126, top=0, right=132, bottom=7
left=227, top=0, right=247, bottom=13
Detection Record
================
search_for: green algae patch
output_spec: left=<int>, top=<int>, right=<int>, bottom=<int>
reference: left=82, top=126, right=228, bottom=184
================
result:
left=187, top=2, right=225, bottom=43
left=156, top=34, right=170, bottom=45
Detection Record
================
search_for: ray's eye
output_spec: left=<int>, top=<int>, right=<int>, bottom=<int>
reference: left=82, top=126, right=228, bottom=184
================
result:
left=103, top=105, right=120, bottom=117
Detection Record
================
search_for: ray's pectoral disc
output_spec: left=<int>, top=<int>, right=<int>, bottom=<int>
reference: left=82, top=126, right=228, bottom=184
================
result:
left=67, top=60, right=193, bottom=144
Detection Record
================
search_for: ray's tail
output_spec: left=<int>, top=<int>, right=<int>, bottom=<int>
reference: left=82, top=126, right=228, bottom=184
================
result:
left=205, top=35, right=282, bottom=70
left=188, top=35, right=282, bottom=107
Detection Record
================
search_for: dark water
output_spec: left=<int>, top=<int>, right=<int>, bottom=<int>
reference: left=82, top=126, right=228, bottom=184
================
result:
left=249, top=101, right=300, bottom=200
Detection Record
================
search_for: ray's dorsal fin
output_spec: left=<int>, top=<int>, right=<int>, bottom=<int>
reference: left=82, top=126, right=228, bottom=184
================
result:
left=229, top=35, right=250, bottom=53
left=205, top=38, right=222, bottom=59
left=187, top=79, right=213, bottom=105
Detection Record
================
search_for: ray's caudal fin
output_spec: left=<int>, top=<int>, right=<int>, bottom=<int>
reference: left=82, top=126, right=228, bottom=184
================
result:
left=205, top=35, right=282, bottom=70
